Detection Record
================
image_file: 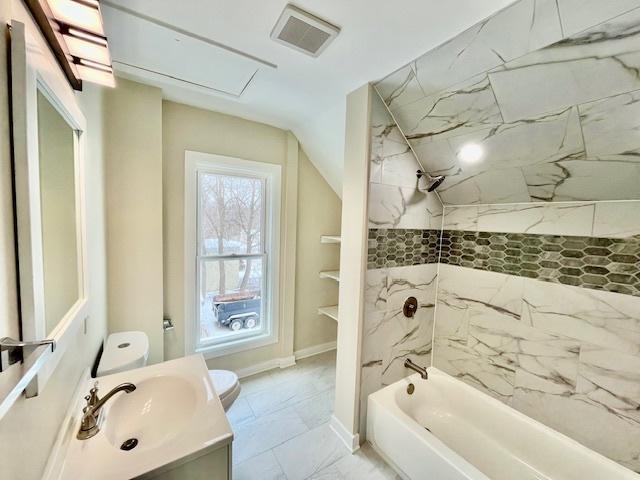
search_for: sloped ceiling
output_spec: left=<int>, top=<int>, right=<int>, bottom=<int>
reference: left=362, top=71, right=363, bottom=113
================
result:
left=100, top=0, right=520, bottom=198
left=374, top=0, right=640, bottom=205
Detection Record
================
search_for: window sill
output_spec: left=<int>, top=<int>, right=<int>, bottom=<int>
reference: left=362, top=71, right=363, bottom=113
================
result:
left=194, top=331, right=279, bottom=360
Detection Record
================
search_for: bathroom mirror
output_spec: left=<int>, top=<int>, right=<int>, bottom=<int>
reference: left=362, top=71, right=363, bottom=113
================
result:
left=36, top=90, right=81, bottom=336
left=0, top=21, right=89, bottom=417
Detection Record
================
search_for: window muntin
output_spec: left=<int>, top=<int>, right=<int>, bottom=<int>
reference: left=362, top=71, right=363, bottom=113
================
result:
left=196, top=171, right=270, bottom=349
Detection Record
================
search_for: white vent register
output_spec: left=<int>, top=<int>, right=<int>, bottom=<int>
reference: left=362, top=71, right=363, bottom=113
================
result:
left=271, top=4, right=340, bottom=57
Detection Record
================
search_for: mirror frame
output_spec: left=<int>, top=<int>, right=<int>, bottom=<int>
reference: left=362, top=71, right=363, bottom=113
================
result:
left=1, top=19, right=89, bottom=416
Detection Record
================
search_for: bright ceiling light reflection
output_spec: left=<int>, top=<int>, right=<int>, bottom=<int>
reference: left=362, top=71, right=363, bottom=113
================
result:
left=48, top=0, right=104, bottom=35
left=457, top=143, right=484, bottom=164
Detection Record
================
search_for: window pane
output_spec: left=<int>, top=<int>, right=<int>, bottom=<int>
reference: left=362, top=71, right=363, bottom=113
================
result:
left=199, top=173, right=263, bottom=256
left=199, top=258, right=263, bottom=342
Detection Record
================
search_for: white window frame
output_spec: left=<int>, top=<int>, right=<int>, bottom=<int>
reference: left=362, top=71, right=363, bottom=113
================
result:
left=184, top=151, right=281, bottom=358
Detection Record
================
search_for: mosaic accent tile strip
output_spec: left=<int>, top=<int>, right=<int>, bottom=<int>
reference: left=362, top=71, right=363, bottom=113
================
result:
left=368, top=229, right=440, bottom=269
left=440, top=230, right=640, bottom=297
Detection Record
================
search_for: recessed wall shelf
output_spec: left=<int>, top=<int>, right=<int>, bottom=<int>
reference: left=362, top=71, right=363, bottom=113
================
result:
left=319, top=270, right=340, bottom=282
left=320, top=235, right=341, bottom=244
left=318, top=305, right=339, bottom=322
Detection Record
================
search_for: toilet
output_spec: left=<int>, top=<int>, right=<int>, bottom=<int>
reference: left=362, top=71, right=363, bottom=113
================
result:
left=209, top=369, right=241, bottom=411
left=97, top=331, right=149, bottom=377
left=97, top=331, right=240, bottom=411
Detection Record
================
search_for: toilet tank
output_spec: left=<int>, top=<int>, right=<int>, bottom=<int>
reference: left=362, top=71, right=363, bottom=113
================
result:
left=97, top=331, right=149, bottom=377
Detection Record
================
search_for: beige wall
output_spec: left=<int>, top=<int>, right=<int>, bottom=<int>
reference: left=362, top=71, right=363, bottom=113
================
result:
left=294, top=148, right=340, bottom=351
left=0, top=76, right=108, bottom=480
left=0, top=4, right=107, bottom=479
left=162, top=100, right=340, bottom=371
left=104, top=78, right=164, bottom=364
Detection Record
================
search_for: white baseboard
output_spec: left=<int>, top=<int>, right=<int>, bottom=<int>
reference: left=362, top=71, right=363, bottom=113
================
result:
left=235, top=341, right=337, bottom=379
left=236, top=358, right=285, bottom=379
left=294, top=341, right=337, bottom=360
left=278, top=355, right=296, bottom=369
left=330, top=414, right=360, bottom=453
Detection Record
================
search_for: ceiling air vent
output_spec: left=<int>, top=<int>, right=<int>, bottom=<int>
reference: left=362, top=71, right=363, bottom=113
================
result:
left=270, top=4, right=340, bottom=57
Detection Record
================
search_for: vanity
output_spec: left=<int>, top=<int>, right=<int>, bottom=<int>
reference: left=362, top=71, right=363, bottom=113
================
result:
left=44, top=355, right=233, bottom=480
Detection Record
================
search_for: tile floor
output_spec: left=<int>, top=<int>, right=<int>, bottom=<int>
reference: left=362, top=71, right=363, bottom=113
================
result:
left=228, top=350, right=400, bottom=480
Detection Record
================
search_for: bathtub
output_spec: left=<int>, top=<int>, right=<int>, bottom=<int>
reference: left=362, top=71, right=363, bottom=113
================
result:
left=367, top=368, right=638, bottom=480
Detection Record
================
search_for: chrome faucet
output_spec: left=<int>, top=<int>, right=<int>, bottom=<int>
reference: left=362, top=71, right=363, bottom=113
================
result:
left=404, top=358, right=428, bottom=380
left=77, top=382, right=136, bottom=440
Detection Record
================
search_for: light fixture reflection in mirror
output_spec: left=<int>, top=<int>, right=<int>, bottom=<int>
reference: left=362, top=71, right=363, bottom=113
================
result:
left=37, top=90, right=80, bottom=336
left=457, top=143, right=484, bottom=164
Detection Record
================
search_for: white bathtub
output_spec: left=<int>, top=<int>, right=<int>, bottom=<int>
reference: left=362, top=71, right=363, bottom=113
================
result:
left=367, top=368, right=639, bottom=480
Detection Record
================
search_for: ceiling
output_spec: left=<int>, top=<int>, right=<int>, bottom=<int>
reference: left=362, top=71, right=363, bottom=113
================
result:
left=100, top=0, right=517, bottom=197
left=374, top=0, right=640, bottom=205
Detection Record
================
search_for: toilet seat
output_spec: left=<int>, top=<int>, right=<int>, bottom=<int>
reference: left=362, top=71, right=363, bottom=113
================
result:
left=209, top=370, right=240, bottom=411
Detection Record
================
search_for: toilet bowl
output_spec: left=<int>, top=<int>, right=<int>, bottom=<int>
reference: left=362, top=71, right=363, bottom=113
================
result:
left=97, top=331, right=240, bottom=410
left=209, top=370, right=241, bottom=411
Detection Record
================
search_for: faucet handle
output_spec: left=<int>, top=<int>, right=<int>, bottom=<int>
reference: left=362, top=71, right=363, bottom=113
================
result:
left=87, top=382, right=99, bottom=408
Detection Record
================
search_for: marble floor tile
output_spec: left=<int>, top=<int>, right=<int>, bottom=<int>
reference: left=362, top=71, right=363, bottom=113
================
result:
left=229, top=351, right=401, bottom=478
left=226, top=397, right=255, bottom=427
left=308, top=443, right=400, bottom=480
left=244, top=376, right=321, bottom=417
left=272, top=423, right=349, bottom=480
left=238, top=370, right=283, bottom=398
left=293, top=388, right=335, bottom=430
left=234, top=450, right=286, bottom=480
left=232, top=406, right=309, bottom=464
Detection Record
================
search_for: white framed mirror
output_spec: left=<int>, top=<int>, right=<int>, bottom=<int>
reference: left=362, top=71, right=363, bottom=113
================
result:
left=0, top=20, right=89, bottom=416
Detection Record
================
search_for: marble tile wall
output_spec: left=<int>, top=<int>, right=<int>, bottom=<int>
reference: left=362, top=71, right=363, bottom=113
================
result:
left=360, top=264, right=438, bottom=437
left=359, top=93, right=443, bottom=439
left=375, top=0, right=640, bottom=205
left=368, top=92, right=443, bottom=229
left=433, top=200, right=640, bottom=472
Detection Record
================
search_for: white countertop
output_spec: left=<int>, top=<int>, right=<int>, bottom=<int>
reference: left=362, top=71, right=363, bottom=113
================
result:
left=51, top=355, right=232, bottom=480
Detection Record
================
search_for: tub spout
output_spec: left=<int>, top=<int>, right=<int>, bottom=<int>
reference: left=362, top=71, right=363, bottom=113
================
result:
left=405, top=358, right=428, bottom=380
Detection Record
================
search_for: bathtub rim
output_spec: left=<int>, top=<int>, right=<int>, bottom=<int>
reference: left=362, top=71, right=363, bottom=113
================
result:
left=367, top=367, right=639, bottom=480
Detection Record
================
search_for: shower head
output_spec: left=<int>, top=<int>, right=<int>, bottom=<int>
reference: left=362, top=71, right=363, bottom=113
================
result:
left=416, top=171, right=446, bottom=192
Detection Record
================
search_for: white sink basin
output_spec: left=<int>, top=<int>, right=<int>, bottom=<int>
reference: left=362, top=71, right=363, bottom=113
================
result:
left=48, top=355, right=233, bottom=480
left=103, top=375, right=198, bottom=451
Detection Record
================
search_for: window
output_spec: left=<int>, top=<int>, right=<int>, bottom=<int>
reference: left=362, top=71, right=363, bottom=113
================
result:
left=185, top=152, right=281, bottom=357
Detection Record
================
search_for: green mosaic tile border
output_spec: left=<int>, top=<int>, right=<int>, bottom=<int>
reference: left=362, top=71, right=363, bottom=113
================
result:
left=440, top=230, right=640, bottom=297
left=368, top=229, right=439, bottom=269
left=368, top=228, right=640, bottom=297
